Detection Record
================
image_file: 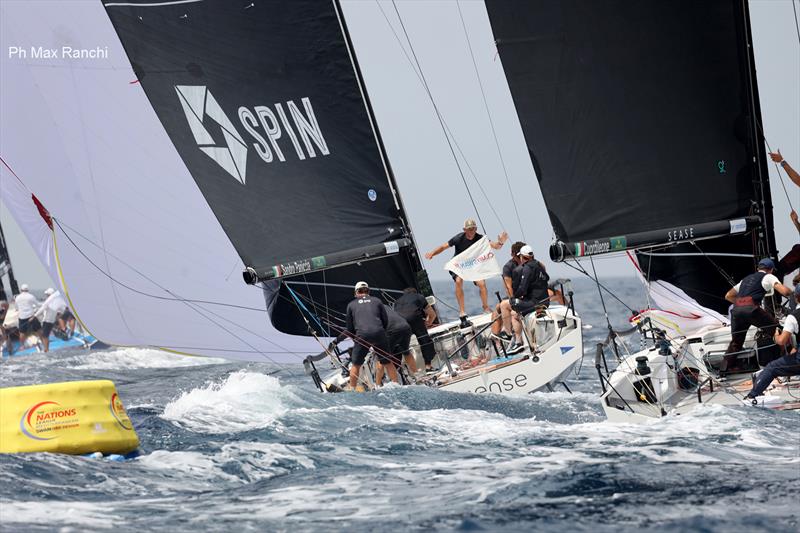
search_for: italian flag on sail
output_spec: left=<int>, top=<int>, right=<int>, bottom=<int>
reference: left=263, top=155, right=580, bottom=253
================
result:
left=444, top=237, right=502, bottom=282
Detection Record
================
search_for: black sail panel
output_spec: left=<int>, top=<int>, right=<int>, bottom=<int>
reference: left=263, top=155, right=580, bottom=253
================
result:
left=104, top=0, right=407, bottom=272
left=486, top=0, right=773, bottom=249
left=486, top=0, right=775, bottom=313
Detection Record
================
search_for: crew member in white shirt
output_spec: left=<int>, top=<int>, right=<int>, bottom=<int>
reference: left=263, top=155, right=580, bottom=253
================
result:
left=35, top=287, right=67, bottom=352
left=14, top=283, right=42, bottom=345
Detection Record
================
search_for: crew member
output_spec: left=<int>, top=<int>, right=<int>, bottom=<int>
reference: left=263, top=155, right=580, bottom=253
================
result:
left=425, top=218, right=507, bottom=328
left=393, top=287, right=437, bottom=371
left=14, top=284, right=41, bottom=346
left=744, top=284, right=800, bottom=400
left=721, top=258, right=792, bottom=372
left=491, top=241, right=525, bottom=340
left=35, top=288, right=67, bottom=352
left=331, top=281, right=391, bottom=390
left=376, top=307, right=418, bottom=385
left=499, top=245, right=550, bottom=354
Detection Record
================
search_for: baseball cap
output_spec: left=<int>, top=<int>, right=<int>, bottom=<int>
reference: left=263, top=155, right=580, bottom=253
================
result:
left=463, top=218, right=477, bottom=229
left=518, top=245, right=534, bottom=257
left=44, top=288, right=55, bottom=296
left=20, top=284, right=29, bottom=292
left=354, top=281, right=369, bottom=291
left=757, top=258, right=776, bottom=271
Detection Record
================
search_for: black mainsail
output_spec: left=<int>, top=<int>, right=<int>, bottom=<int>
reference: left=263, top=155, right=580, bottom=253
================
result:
left=104, top=0, right=427, bottom=335
left=486, top=0, right=775, bottom=313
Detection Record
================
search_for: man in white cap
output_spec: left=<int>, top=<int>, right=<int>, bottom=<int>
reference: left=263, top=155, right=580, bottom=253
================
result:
left=14, top=284, right=41, bottom=346
left=425, top=218, right=507, bottom=328
left=35, top=288, right=68, bottom=352
left=331, top=281, right=392, bottom=390
left=496, top=245, right=550, bottom=354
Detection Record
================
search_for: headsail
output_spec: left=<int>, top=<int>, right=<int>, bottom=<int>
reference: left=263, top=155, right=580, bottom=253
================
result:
left=486, top=0, right=775, bottom=312
left=1, top=0, right=348, bottom=361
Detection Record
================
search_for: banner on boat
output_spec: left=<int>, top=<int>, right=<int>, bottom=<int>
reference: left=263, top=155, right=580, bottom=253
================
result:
left=445, top=237, right=501, bottom=282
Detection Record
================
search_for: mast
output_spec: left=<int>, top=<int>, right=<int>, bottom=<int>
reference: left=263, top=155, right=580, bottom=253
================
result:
left=330, top=0, right=428, bottom=286
left=739, top=0, right=775, bottom=259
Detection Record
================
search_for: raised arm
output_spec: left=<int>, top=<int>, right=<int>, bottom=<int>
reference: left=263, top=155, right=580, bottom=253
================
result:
left=769, top=151, right=800, bottom=188
left=791, top=210, right=799, bottom=234
left=425, top=242, right=450, bottom=260
left=489, top=231, right=509, bottom=250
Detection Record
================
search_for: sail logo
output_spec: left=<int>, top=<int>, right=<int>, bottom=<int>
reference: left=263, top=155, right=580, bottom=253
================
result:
left=19, top=400, right=80, bottom=441
left=175, top=85, right=248, bottom=185
left=175, top=86, right=331, bottom=185
left=109, top=393, right=132, bottom=431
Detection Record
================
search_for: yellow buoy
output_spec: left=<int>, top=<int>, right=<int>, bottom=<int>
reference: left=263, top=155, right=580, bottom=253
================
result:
left=0, top=380, right=139, bottom=455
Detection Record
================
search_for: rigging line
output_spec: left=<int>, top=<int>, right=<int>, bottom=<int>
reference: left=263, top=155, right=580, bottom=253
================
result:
left=689, top=241, right=737, bottom=287
left=793, top=0, right=800, bottom=46
left=563, top=259, right=636, bottom=313
left=455, top=1, right=525, bottom=241
left=67, top=67, right=136, bottom=344
left=57, top=220, right=266, bottom=311
left=589, top=256, right=614, bottom=333
left=373, top=1, right=505, bottom=230
left=299, top=273, right=329, bottom=336
left=762, top=136, right=795, bottom=210
left=53, top=220, right=303, bottom=360
left=389, top=0, right=486, bottom=233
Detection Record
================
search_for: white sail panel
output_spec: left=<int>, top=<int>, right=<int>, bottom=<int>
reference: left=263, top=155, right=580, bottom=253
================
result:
left=0, top=0, right=323, bottom=363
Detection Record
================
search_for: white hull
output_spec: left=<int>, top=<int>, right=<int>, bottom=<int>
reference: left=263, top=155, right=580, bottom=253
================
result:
left=599, top=325, right=800, bottom=423
left=321, top=304, right=583, bottom=396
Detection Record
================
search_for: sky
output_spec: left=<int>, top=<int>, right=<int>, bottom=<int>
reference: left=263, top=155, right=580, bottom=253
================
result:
left=1, top=0, right=798, bottom=291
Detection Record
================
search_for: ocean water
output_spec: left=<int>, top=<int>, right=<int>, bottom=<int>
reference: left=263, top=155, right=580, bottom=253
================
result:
left=1, top=278, right=798, bottom=532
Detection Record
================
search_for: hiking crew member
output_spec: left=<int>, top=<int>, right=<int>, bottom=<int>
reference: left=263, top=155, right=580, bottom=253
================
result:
left=722, top=258, right=792, bottom=372
left=377, top=307, right=418, bottom=384
left=497, top=245, right=549, bottom=354
left=745, top=284, right=800, bottom=400
left=425, top=218, right=507, bottom=328
left=393, top=287, right=437, bottom=371
left=332, top=281, right=391, bottom=390
left=491, top=241, right=525, bottom=339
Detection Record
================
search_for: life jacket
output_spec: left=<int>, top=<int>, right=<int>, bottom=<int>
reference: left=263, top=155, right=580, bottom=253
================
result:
left=734, top=271, right=768, bottom=307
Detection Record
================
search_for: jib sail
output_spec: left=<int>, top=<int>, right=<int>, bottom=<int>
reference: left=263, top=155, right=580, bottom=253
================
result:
left=486, top=0, right=775, bottom=312
left=104, top=0, right=427, bottom=334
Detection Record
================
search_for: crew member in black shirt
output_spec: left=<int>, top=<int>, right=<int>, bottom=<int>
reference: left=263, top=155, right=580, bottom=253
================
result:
left=498, top=245, right=549, bottom=354
left=376, top=307, right=418, bottom=384
left=331, top=281, right=391, bottom=390
left=394, top=288, right=437, bottom=371
left=425, top=218, right=507, bottom=328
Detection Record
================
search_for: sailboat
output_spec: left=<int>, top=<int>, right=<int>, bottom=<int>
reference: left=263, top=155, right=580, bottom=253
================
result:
left=0, top=221, right=97, bottom=357
left=485, top=0, right=799, bottom=421
left=0, top=0, right=581, bottom=395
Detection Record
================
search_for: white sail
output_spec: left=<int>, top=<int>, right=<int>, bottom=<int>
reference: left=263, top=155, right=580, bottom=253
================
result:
left=0, top=1, right=323, bottom=363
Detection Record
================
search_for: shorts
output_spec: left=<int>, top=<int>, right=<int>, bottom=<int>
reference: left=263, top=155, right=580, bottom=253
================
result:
left=42, top=321, right=55, bottom=337
left=351, top=331, right=390, bottom=366
left=61, top=309, right=75, bottom=322
left=449, top=271, right=479, bottom=286
left=19, top=317, right=41, bottom=334
left=388, top=328, right=412, bottom=359
left=511, top=300, right=537, bottom=317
